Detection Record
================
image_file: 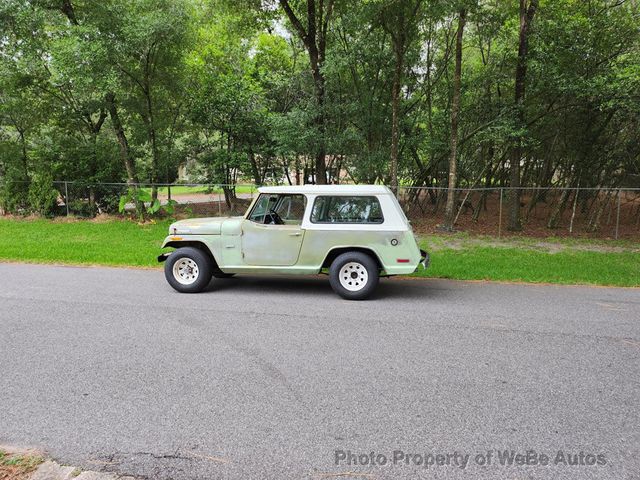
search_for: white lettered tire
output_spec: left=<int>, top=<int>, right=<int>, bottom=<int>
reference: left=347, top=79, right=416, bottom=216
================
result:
left=164, top=247, right=213, bottom=293
left=329, top=251, right=379, bottom=300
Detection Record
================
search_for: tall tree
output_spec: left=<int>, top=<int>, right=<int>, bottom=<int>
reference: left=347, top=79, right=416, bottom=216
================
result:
left=443, top=7, right=466, bottom=231
left=379, top=0, right=423, bottom=194
left=96, top=0, right=191, bottom=200
left=508, top=0, right=538, bottom=231
left=278, top=0, right=335, bottom=184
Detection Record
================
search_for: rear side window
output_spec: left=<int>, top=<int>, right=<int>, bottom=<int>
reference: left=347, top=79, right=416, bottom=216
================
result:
left=311, top=196, right=384, bottom=224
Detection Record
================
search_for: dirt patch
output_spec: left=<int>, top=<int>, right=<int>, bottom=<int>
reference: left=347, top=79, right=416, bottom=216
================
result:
left=0, top=448, right=44, bottom=480
left=425, top=236, right=640, bottom=254
left=404, top=189, right=640, bottom=240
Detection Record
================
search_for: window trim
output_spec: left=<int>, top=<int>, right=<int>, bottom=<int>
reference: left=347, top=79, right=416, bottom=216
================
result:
left=310, top=195, right=385, bottom=225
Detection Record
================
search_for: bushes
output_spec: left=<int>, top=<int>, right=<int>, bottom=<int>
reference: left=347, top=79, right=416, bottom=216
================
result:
left=28, top=173, right=59, bottom=216
left=0, top=172, right=59, bottom=217
left=0, top=175, right=29, bottom=214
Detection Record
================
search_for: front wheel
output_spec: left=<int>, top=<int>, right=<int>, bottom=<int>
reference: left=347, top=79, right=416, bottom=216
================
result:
left=329, top=252, right=379, bottom=300
left=164, top=247, right=213, bottom=293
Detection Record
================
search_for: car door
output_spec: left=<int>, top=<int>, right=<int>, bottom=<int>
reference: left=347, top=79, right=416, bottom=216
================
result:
left=241, top=194, right=306, bottom=266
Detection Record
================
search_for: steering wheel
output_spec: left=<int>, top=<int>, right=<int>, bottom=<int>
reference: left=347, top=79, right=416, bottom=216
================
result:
left=264, top=210, right=284, bottom=225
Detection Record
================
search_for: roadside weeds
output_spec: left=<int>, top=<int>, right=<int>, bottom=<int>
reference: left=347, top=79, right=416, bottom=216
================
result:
left=0, top=448, right=43, bottom=480
left=0, top=448, right=134, bottom=480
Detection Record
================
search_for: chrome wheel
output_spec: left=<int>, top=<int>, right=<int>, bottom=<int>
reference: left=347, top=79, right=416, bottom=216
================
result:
left=172, top=257, right=200, bottom=285
left=338, top=261, right=369, bottom=292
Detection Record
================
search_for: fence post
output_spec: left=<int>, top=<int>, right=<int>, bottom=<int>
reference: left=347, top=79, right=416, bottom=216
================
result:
left=498, top=188, right=503, bottom=238
left=64, top=181, right=70, bottom=217
left=217, top=186, right=222, bottom=216
left=615, top=189, right=621, bottom=240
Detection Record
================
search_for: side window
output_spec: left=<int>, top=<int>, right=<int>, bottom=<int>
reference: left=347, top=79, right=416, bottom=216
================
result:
left=311, top=196, right=384, bottom=224
left=274, top=195, right=306, bottom=224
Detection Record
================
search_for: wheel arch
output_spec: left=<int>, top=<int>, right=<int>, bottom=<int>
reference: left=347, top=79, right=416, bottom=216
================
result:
left=321, top=246, right=383, bottom=270
left=165, top=241, right=219, bottom=268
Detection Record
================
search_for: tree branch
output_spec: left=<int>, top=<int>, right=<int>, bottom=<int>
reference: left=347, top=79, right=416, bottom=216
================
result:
left=279, top=0, right=309, bottom=47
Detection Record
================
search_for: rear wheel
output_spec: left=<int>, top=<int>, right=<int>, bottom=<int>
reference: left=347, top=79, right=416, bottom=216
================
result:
left=329, top=251, right=379, bottom=300
left=164, top=247, right=213, bottom=293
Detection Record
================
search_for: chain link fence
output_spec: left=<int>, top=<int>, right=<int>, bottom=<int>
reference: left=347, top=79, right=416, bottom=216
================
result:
left=52, top=181, right=260, bottom=218
left=398, top=186, right=640, bottom=240
left=13, top=181, right=640, bottom=240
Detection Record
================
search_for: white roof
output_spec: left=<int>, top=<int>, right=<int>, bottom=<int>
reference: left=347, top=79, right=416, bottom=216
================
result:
left=258, top=185, right=393, bottom=195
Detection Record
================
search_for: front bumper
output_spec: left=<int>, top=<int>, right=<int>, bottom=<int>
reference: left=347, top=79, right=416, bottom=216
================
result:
left=420, top=249, right=430, bottom=269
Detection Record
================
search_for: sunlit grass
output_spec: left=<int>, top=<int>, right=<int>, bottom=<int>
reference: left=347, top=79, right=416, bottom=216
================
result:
left=0, top=218, right=638, bottom=286
left=141, top=185, right=257, bottom=196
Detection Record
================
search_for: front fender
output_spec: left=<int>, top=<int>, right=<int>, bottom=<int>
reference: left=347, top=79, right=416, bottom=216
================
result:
left=159, top=235, right=220, bottom=265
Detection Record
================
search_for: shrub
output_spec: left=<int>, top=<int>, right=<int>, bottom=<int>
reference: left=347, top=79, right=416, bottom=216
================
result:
left=0, top=175, right=29, bottom=214
left=28, top=173, right=59, bottom=216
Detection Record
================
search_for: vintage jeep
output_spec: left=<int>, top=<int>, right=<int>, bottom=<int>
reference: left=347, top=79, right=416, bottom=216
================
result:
left=158, top=185, right=429, bottom=300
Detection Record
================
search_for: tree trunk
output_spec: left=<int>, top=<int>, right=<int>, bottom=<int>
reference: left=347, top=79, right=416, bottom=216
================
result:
left=106, top=93, right=137, bottom=184
left=143, top=83, right=159, bottom=202
left=17, top=129, right=29, bottom=182
left=443, top=9, right=466, bottom=231
left=588, top=190, right=612, bottom=232
left=390, top=46, right=403, bottom=195
left=312, top=69, right=328, bottom=184
left=547, top=187, right=571, bottom=229
left=283, top=156, right=293, bottom=185
left=249, top=150, right=261, bottom=186
left=508, top=0, right=538, bottom=231
left=105, top=92, right=144, bottom=215
left=278, top=0, right=332, bottom=185
left=89, top=132, right=99, bottom=215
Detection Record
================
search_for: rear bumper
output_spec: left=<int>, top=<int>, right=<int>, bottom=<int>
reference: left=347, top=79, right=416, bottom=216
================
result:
left=420, top=249, right=430, bottom=269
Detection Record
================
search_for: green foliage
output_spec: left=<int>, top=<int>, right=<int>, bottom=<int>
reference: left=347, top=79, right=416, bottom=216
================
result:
left=163, top=199, right=178, bottom=215
left=0, top=0, right=638, bottom=222
left=0, top=175, right=29, bottom=214
left=118, top=187, right=151, bottom=214
left=27, top=172, right=59, bottom=216
left=117, top=187, right=174, bottom=217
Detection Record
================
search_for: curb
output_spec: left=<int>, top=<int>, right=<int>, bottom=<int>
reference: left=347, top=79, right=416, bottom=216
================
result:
left=29, top=461, right=136, bottom=480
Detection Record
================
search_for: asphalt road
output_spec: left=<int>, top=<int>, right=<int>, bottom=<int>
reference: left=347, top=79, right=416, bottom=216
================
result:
left=1, top=264, right=639, bottom=480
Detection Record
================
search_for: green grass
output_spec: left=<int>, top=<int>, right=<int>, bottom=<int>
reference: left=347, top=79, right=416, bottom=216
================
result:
left=0, top=217, right=170, bottom=267
left=141, top=185, right=256, bottom=196
left=0, top=218, right=638, bottom=287
left=415, top=240, right=639, bottom=287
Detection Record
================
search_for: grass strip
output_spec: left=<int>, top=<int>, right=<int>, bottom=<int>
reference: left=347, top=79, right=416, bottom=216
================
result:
left=0, top=218, right=638, bottom=287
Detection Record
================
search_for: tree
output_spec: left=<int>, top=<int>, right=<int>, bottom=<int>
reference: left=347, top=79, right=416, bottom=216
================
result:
left=91, top=0, right=191, bottom=201
left=0, top=0, right=638, bottom=231
left=278, top=0, right=335, bottom=184
left=442, top=7, right=466, bottom=231
left=378, top=0, right=423, bottom=194
left=508, top=0, right=538, bottom=231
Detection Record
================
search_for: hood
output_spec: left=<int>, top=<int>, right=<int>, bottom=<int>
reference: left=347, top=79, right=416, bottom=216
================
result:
left=168, top=216, right=242, bottom=235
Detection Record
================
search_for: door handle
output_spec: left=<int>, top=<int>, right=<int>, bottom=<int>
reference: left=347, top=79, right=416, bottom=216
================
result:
left=289, top=232, right=302, bottom=237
